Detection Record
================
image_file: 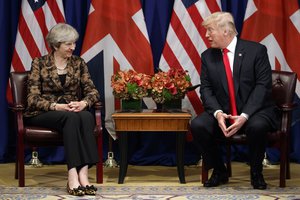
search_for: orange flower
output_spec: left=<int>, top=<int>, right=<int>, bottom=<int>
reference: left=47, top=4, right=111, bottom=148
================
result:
left=151, top=68, right=192, bottom=103
left=111, top=69, right=151, bottom=100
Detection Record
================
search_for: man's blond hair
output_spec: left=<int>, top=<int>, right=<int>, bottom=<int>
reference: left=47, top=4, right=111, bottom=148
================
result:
left=202, top=12, right=238, bottom=36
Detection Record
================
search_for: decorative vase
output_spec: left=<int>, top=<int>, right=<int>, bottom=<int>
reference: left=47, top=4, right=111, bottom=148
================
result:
left=162, top=99, right=182, bottom=112
left=121, top=99, right=142, bottom=112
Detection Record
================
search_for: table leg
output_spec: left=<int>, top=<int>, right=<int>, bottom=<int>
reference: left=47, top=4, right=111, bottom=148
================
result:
left=118, top=131, right=128, bottom=184
left=176, top=131, right=186, bottom=183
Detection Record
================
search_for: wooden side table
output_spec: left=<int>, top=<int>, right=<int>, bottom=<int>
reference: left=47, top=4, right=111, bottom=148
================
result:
left=112, top=109, right=192, bottom=184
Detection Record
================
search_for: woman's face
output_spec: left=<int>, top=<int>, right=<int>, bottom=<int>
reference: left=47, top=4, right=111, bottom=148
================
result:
left=55, top=41, right=76, bottom=58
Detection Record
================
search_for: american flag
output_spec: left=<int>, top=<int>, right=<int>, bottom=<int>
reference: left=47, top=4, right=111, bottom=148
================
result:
left=159, top=0, right=222, bottom=119
left=81, top=0, right=154, bottom=139
left=8, top=0, right=65, bottom=102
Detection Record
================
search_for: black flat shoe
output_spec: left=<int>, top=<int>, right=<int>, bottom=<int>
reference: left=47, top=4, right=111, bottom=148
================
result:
left=203, top=170, right=229, bottom=187
left=84, top=185, right=97, bottom=195
left=67, top=183, right=85, bottom=196
left=251, top=172, right=267, bottom=190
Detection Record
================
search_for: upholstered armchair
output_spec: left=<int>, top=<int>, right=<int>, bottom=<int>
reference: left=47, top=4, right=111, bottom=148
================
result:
left=9, top=71, right=103, bottom=187
left=201, top=70, right=297, bottom=187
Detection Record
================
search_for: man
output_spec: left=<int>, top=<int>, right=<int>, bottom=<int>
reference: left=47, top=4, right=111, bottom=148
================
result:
left=191, top=12, right=279, bottom=190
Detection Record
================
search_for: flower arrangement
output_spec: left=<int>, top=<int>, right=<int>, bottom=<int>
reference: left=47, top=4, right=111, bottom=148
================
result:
left=150, top=68, right=192, bottom=104
left=111, top=69, right=152, bottom=100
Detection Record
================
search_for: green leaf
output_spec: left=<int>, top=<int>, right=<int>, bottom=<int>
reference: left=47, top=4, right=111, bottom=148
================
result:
left=163, top=88, right=172, bottom=101
left=185, top=75, right=191, bottom=82
left=127, top=83, right=138, bottom=95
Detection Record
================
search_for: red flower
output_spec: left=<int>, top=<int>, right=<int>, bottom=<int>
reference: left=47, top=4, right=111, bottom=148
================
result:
left=151, top=68, right=192, bottom=103
left=111, top=69, right=151, bottom=100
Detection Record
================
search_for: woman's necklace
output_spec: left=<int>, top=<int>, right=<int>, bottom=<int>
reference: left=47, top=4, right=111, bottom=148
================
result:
left=56, top=63, right=67, bottom=75
left=57, top=67, right=66, bottom=74
left=54, top=52, right=68, bottom=74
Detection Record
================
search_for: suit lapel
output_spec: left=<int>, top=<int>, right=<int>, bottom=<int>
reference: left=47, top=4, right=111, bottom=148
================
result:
left=233, top=40, right=245, bottom=96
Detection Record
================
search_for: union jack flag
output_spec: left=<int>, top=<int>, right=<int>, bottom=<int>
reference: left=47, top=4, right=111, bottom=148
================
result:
left=241, top=0, right=300, bottom=96
left=81, top=0, right=154, bottom=139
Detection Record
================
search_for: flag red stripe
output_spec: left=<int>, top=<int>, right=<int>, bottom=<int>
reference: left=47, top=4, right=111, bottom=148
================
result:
left=186, top=91, right=204, bottom=115
left=47, top=0, right=65, bottom=23
left=162, top=43, right=182, bottom=69
left=11, top=52, right=26, bottom=72
left=205, top=0, right=221, bottom=13
left=187, top=4, right=210, bottom=48
left=6, top=86, right=13, bottom=105
left=162, top=42, right=201, bottom=112
left=8, top=52, right=26, bottom=103
left=33, top=8, right=49, bottom=50
left=171, top=11, right=201, bottom=75
left=18, top=14, right=42, bottom=59
left=160, top=0, right=221, bottom=120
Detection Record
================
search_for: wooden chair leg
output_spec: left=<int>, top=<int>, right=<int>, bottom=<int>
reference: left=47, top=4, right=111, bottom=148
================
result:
left=279, top=157, right=286, bottom=187
left=18, top=143, right=25, bottom=187
left=201, top=162, right=208, bottom=184
left=286, top=134, right=291, bottom=179
left=96, top=132, right=103, bottom=184
left=286, top=155, right=290, bottom=179
left=279, top=134, right=287, bottom=188
left=96, top=162, right=103, bottom=184
left=15, top=145, right=18, bottom=179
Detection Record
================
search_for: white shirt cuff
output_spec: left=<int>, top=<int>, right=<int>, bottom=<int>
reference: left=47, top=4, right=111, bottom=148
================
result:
left=214, top=110, right=223, bottom=119
left=240, top=113, right=249, bottom=120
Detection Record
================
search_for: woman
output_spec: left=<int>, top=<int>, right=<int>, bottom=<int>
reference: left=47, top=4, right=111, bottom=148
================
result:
left=24, top=23, right=100, bottom=196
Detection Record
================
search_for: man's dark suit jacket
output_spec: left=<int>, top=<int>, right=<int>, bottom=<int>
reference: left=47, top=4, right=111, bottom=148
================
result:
left=200, top=39, right=278, bottom=129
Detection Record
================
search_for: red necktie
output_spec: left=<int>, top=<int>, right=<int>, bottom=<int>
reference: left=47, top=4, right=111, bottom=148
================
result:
left=222, top=48, right=237, bottom=121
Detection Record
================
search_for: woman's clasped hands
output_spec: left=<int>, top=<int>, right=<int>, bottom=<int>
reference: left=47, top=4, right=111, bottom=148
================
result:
left=68, top=101, right=87, bottom=112
left=55, top=101, right=87, bottom=112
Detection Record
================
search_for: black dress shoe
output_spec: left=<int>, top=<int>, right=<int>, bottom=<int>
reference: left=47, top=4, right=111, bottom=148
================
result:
left=203, top=170, right=229, bottom=187
left=251, top=172, right=267, bottom=190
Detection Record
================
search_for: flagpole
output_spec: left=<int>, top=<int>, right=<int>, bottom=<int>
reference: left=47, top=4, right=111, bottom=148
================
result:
left=262, top=152, right=272, bottom=167
left=104, top=136, right=118, bottom=168
left=27, top=147, right=43, bottom=168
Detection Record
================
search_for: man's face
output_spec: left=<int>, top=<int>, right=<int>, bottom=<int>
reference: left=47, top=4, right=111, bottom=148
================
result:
left=204, top=23, right=225, bottom=49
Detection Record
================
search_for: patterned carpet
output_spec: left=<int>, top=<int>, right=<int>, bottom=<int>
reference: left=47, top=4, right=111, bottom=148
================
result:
left=1, top=162, right=300, bottom=199
left=1, top=185, right=300, bottom=199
